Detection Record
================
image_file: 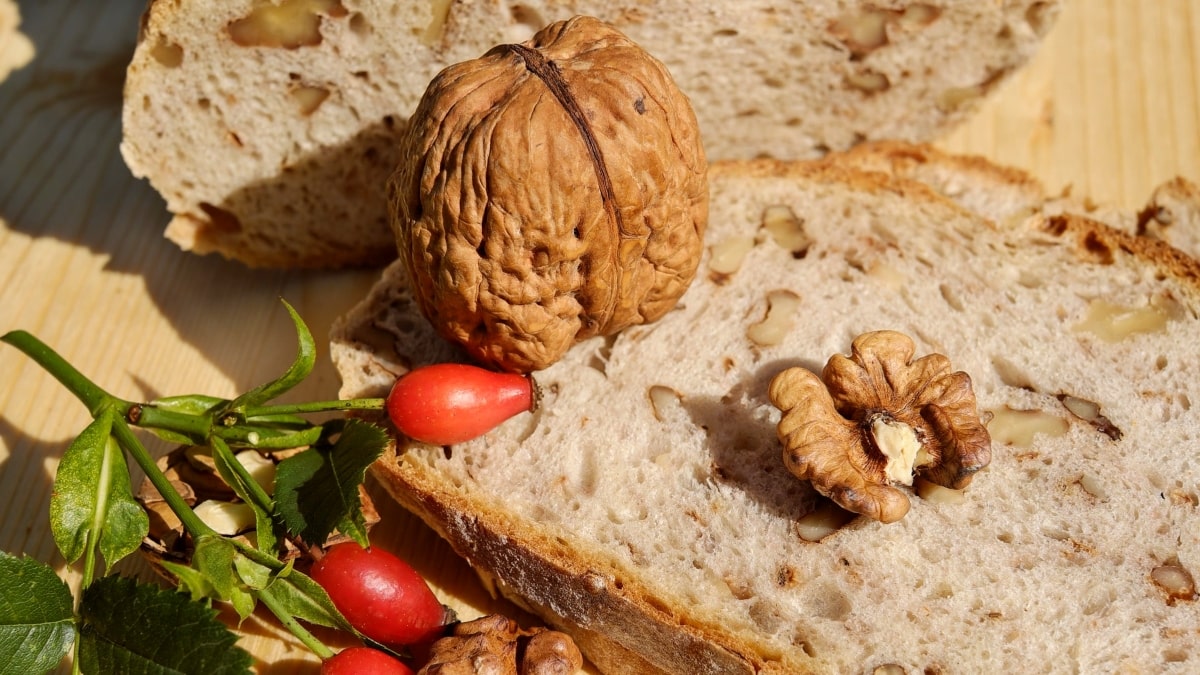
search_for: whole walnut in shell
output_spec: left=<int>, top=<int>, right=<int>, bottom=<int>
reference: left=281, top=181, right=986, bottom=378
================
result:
left=389, top=16, right=708, bottom=372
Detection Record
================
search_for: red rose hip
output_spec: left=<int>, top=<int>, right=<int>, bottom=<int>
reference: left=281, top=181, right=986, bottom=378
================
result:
left=386, top=363, right=536, bottom=445
left=321, top=647, right=414, bottom=675
left=311, top=542, right=449, bottom=648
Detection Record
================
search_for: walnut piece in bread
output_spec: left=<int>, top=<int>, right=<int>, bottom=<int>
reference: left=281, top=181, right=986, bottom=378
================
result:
left=769, top=330, right=992, bottom=523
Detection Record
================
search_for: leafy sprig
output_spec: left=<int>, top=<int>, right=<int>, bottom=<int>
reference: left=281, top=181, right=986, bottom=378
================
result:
left=0, top=301, right=390, bottom=674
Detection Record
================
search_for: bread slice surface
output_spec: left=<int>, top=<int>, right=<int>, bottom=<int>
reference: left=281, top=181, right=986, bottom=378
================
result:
left=332, top=147, right=1200, bottom=673
left=121, top=0, right=1057, bottom=267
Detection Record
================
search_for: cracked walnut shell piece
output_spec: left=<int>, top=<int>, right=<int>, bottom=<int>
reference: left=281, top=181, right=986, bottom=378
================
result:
left=390, top=16, right=708, bottom=373
left=769, top=331, right=992, bottom=523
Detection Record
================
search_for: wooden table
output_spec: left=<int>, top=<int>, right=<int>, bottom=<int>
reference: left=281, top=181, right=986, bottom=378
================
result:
left=2, top=1, right=1197, bottom=672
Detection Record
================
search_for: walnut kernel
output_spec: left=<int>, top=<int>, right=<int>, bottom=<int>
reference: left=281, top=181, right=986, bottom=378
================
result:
left=391, top=16, right=708, bottom=372
left=761, top=205, right=811, bottom=257
left=1151, top=563, right=1197, bottom=604
left=227, top=0, right=347, bottom=49
left=747, top=290, right=801, bottom=347
left=419, top=614, right=583, bottom=675
left=830, top=10, right=891, bottom=57
left=769, top=331, right=992, bottom=523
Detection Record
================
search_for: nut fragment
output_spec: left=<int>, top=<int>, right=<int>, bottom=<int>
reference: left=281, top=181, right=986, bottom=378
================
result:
left=1057, top=394, right=1123, bottom=440
left=290, top=84, right=331, bottom=115
left=830, top=10, right=890, bottom=57
left=747, top=290, right=801, bottom=347
left=1073, top=299, right=1172, bottom=342
left=193, top=500, right=256, bottom=536
left=1150, top=563, right=1197, bottom=604
left=760, top=205, right=811, bottom=257
left=227, top=0, right=347, bottom=49
left=986, top=406, right=1068, bottom=447
left=391, top=16, right=708, bottom=372
left=769, top=331, right=992, bottom=523
left=647, top=385, right=684, bottom=422
left=419, top=614, right=583, bottom=675
left=135, top=445, right=379, bottom=575
left=794, top=499, right=856, bottom=542
left=708, top=235, right=756, bottom=278
left=846, top=70, right=891, bottom=93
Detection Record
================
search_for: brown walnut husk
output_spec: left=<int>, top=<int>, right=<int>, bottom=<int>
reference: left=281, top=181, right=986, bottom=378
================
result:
left=769, top=331, right=992, bottom=523
left=389, top=16, right=709, bottom=373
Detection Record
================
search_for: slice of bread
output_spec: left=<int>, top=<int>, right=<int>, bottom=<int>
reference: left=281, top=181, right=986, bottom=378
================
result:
left=332, top=143, right=1200, bottom=673
left=120, top=1, right=1058, bottom=268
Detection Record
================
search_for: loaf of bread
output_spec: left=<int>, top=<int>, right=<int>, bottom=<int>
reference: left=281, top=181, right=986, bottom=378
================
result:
left=120, top=0, right=1058, bottom=268
left=332, top=143, right=1200, bottom=673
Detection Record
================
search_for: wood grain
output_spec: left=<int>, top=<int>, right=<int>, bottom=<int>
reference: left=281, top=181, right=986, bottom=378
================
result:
left=0, top=0, right=1197, bottom=672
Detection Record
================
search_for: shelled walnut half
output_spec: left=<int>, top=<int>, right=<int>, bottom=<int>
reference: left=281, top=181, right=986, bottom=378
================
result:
left=390, top=16, right=708, bottom=373
left=419, top=614, right=582, bottom=675
left=769, top=331, right=992, bottom=523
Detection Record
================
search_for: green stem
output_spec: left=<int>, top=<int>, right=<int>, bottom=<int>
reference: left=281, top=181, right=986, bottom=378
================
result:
left=131, top=404, right=213, bottom=443
left=242, top=398, right=386, bottom=418
left=109, top=418, right=217, bottom=539
left=209, top=435, right=275, bottom=517
left=1, top=330, right=121, bottom=417
left=256, top=586, right=334, bottom=660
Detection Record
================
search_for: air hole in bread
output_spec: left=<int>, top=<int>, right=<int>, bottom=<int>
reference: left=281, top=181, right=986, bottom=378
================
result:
left=348, top=12, right=370, bottom=36
left=748, top=599, right=784, bottom=632
left=928, top=582, right=954, bottom=600
left=938, top=284, right=964, bottom=312
left=150, top=40, right=184, bottom=68
left=990, top=356, right=1035, bottom=391
left=801, top=580, right=851, bottom=621
left=1163, top=648, right=1188, bottom=663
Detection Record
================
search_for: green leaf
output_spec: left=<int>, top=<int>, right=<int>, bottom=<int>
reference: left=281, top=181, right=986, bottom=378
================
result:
left=222, top=300, right=315, bottom=413
left=256, top=567, right=351, bottom=632
left=0, top=552, right=75, bottom=675
left=192, top=536, right=256, bottom=623
left=274, top=420, right=388, bottom=547
left=231, top=553, right=275, bottom=592
left=49, top=410, right=148, bottom=569
left=158, top=560, right=216, bottom=603
left=77, top=575, right=252, bottom=675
